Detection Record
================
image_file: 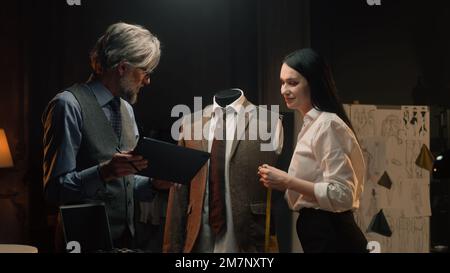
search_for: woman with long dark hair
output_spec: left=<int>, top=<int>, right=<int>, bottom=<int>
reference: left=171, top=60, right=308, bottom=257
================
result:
left=258, top=48, right=367, bottom=253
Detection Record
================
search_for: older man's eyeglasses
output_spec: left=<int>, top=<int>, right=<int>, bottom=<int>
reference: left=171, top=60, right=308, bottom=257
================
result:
left=138, top=67, right=151, bottom=80
left=125, top=62, right=152, bottom=80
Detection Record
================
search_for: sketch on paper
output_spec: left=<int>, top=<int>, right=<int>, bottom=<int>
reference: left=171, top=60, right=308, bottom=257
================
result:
left=360, top=137, right=385, bottom=183
left=405, top=140, right=424, bottom=179
left=351, top=105, right=377, bottom=138
left=349, top=105, right=430, bottom=253
left=381, top=114, right=405, bottom=167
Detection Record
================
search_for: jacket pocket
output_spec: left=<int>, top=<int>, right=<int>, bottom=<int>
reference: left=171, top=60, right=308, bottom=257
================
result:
left=249, top=203, right=267, bottom=250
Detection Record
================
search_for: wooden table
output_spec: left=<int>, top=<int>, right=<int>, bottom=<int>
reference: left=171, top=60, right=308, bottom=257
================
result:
left=0, top=244, right=38, bottom=253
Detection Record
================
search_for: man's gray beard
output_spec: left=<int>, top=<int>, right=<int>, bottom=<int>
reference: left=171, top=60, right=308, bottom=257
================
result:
left=119, top=78, right=138, bottom=104
left=121, top=91, right=137, bottom=105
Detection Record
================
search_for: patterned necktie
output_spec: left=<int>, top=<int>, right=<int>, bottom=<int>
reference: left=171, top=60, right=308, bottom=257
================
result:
left=209, top=109, right=226, bottom=235
left=109, top=97, right=122, bottom=139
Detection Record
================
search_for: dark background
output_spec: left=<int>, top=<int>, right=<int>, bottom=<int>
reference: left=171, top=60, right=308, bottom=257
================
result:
left=1, top=0, right=449, bottom=252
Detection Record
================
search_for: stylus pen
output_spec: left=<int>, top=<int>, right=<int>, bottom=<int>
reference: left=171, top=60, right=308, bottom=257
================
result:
left=115, top=147, right=140, bottom=172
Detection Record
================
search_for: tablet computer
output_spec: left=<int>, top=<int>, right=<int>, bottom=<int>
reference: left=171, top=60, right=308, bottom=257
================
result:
left=133, top=137, right=210, bottom=184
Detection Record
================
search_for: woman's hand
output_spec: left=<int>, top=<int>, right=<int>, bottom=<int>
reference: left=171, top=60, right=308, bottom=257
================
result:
left=257, top=164, right=291, bottom=192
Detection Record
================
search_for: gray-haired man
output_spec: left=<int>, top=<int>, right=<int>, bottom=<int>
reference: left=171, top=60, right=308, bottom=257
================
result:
left=42, top=22, right=161, bottom=250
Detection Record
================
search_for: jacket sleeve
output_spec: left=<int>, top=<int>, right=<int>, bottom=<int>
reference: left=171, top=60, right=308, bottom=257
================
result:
left=163, top=122, right=189, bottom=253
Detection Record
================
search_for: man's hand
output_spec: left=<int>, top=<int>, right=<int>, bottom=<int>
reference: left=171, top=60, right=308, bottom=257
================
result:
left=99, top=152, right=148, bottom=182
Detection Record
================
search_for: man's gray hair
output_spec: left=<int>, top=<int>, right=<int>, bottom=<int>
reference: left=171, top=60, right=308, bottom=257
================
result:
left=90, top=22, right=161, bottom=75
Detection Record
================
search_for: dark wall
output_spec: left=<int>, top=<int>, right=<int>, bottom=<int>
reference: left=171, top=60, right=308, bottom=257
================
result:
left=311, top=0, right=450, bottom=107
left=27, top=0, right=262, bottom=137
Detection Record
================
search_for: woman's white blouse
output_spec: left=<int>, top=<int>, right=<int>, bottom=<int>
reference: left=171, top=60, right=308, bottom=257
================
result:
left=285, top=108, right=365, bottom=213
